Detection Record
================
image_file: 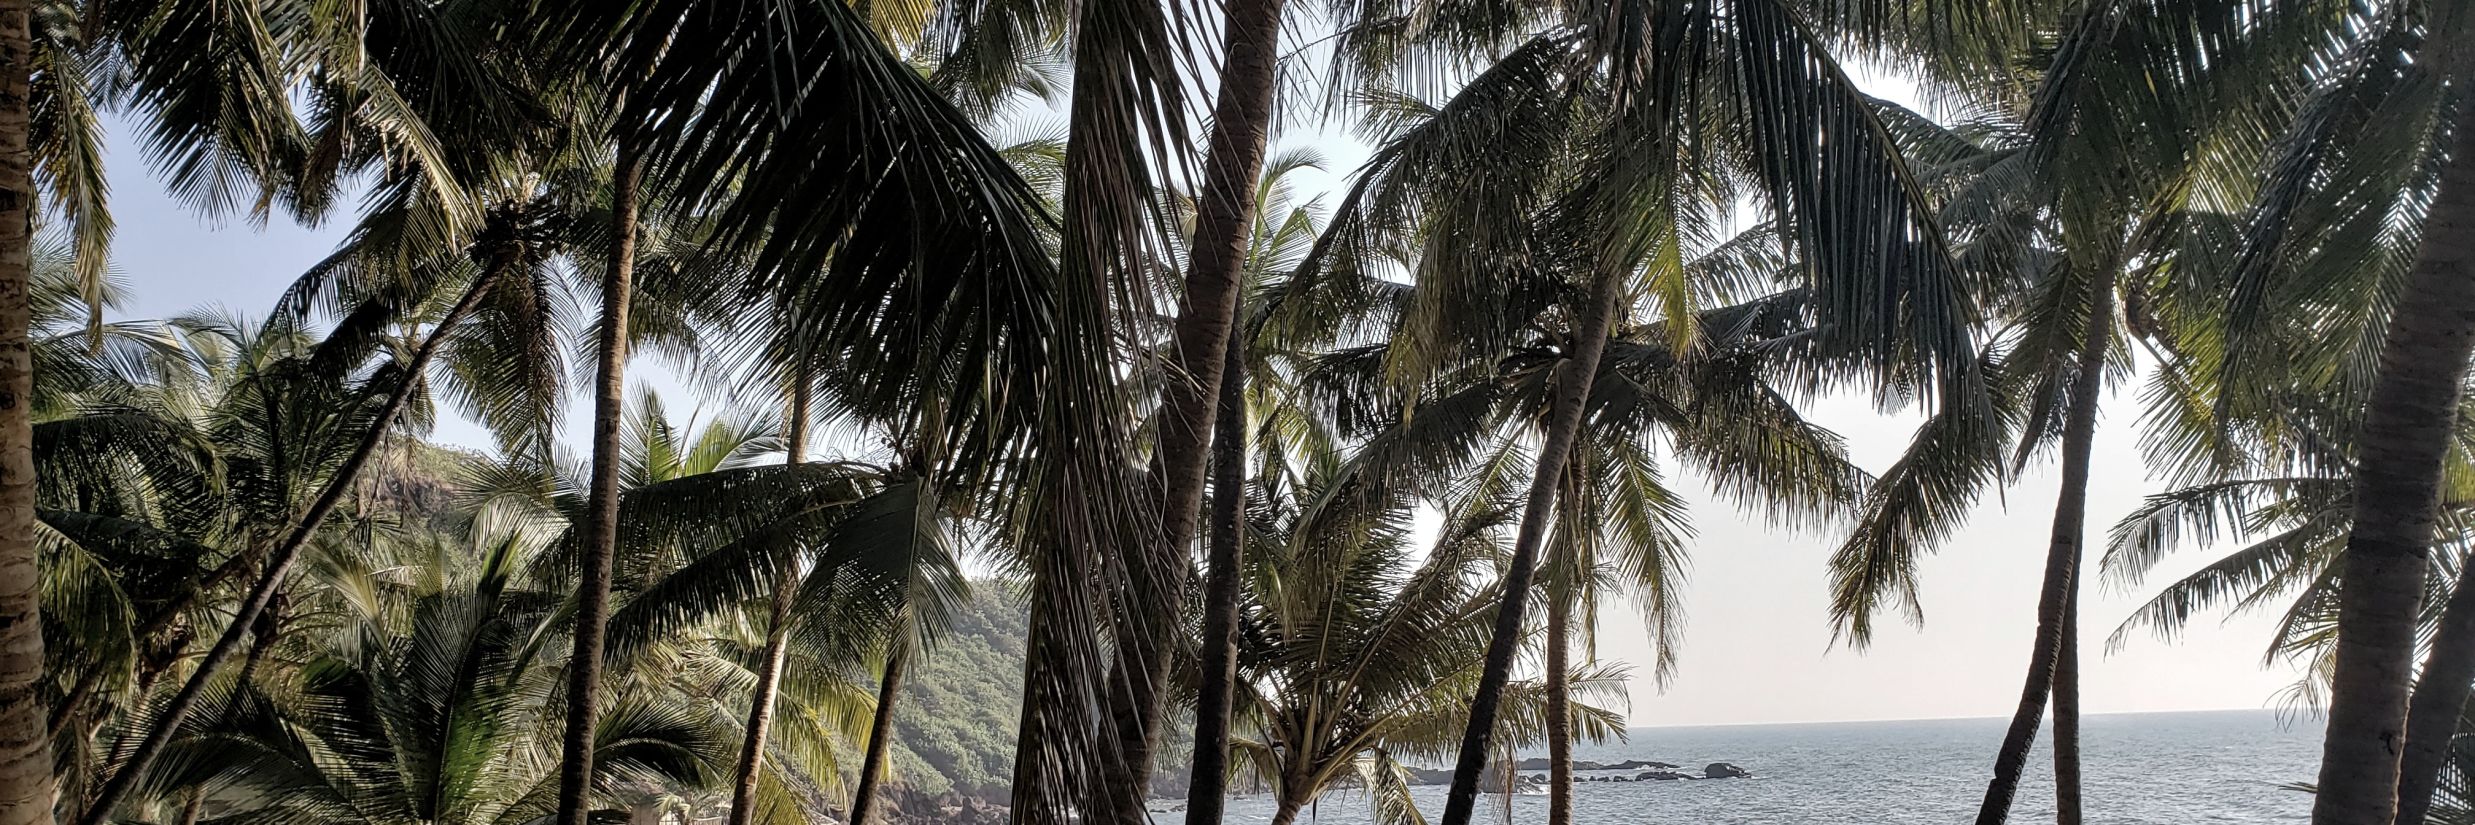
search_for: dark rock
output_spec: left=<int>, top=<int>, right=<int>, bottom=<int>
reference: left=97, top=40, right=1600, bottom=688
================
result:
left=1704, top=762, right=1752, bottom=779
left=1607, top=759, right=1680, bottom=770
left=1636, top=771, right=1694, bottom=781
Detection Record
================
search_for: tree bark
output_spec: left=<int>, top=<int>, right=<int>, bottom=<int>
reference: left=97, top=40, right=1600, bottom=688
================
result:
left=1184, top=322, right=1248, bottom=825
left=1267, top=786, right=1308, bottom=825
left=2314, top=95, right=2475, bottom=825
left=554, top=142, right=643, bottom=825
left=726, top=370, right=810, bottom=825
left=2398, top=552, right=2475, bottom=825
left=1439, top=270, right=1626, bottom=825
left=2054, top=566, right=2081, bottom=825
left=74, top=243, right=516, bottom=825
left=0, top=0, right=48, bottom=820
left=173, top=786, right=203, bottom=825
left=849, top=639, right=911, bottom=825
left=1103, top=0, right=1289, bottom=812
left=1973, top=282, right=2110, bottom=825
left=1546, top=553, right=1574, bottom=825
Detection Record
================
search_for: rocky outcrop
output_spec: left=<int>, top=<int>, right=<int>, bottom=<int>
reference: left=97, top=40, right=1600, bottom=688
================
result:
left=1393, top=759, right=1753, bottom=785
left=1477, top=762, right=1545, bottom=794
left=872, top=788, right=1009, bottom=825
left=1509, top=757, right=1679, bottom=771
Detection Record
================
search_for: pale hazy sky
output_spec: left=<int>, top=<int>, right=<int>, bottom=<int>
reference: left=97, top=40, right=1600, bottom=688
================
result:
left=97, top=70, right=2312, bottom=727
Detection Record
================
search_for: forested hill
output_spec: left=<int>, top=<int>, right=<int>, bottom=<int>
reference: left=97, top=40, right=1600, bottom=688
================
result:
left=882, top=584, right=1029, bottom=799
left=878, top=584, right=1192, bottom=803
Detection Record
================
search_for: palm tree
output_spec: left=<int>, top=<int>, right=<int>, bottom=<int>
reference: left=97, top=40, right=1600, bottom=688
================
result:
left=728, top=370, right=809, bottom=825
left=6, top=0, right=550, bottom=801
left=1187, top=148, right=1332, bottom=823
left=1222, top=435, right=1625, bottom=825
left=0, top=0, right=49, bottom=816
left=1124, top=0, right=1291, bottom=796
left=1812, top=3, right=2405, bottom=814
left=66, top=192, right=576, bottom=825
left=2286, top=10, right=2475, bottom=822
left=510, top=4, right=1093, bottom=820
left=1296, top=11, right=1975, bottom=817
left=135, top=534, right=737, bottom=825
left=555, top=135, right=646, bottom=825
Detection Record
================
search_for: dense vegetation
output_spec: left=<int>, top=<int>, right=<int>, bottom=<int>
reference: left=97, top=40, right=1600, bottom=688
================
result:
left=0, top=2, right=2468, bottom=825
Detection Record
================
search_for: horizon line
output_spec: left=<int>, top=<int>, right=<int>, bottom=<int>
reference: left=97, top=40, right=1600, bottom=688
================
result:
left=1624, top=705, right=2317, bottom=730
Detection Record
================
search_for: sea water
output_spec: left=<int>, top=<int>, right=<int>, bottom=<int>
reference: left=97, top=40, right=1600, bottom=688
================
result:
left=1214, top=710, right=2320, bottom=824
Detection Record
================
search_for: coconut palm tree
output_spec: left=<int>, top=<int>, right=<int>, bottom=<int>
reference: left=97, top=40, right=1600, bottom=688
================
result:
left=1812, top=2, right=2412, bottom=814
left=506, top=4, right=1092, bottom=819
left=66, top=186, right=583, bottom=825
left=1295, top=11, right=1977, bottom=815
left=1186, top=147, right=1333, bottom=823
left=1222, top=434, right=1625, bottom=825
left=133, top=533, right=736, bottom=825
left=2210, top=4, right=2475, bottom=820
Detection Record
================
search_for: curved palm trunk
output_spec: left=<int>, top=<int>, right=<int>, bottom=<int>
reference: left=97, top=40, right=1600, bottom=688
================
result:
left=1104, top=0, right=1289, bottom=812
left=74, top=245, right=518, bottom=825
left=0, top=1, right=49, bottom=822
left=2314, top=101, right=2475, bottom=825
left=553, top=142, right=644, bottom=825
left=1439, top=270, right=1625, bottom=825
left=1267, top=778, right=1310, bottom=825
left=1185, top=325, right=1249, bottom=825
left=849, top=639, right=911, bottom=825
left=1546, top=565, right=1574, bottom=825
left=726, top=373, right=811, bottom=825
left=1972, top=284, right=2109, bottom=825
left=2397, top=551, right=2475, bottom=825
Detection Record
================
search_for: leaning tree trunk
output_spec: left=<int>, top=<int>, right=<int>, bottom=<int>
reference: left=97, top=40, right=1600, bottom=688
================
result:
left=1266, top=776, right=1311, bottom=825
left=2397, top=550, right=2475, bottom=825
left=726, top=371, right=811, bottom=825
left=1972, top=282, right=2110, bottom=825
left=1546, top=556, right=1575, bottom=825
left=74, top=246, right=518, bottom=825
left=2054, top=566, right=2082, bottom=825
left=1184, top=321, right=1249, bottom=825
left=2315, top=96, right=2475, bottom=825
left=1102, top=0, right=1289, bottom=813
left=553, top=142, right=644, bottom=825
left=1439, top=270, right=1626, bottom=825
left=848, top=638, right=911, bottom=825
left=0, top=1, right=47, bottom=823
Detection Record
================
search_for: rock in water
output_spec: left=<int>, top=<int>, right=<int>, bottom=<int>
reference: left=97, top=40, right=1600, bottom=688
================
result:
left=1636, top=770, right=1693, bottom=781
left=1704, top=762, right=1751, bottom=779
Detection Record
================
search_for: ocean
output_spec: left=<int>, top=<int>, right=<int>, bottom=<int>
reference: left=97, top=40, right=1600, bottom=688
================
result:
left=1213, top=710, right=2322, bottom=824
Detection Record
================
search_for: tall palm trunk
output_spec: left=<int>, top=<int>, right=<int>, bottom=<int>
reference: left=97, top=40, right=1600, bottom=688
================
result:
left=726, top=371, right=811, bottom=825
left=2054, top=567, right=2081, bottom=825
left=1105, top=0, right=1289, bottom=811
left=1972, top=284, right=2109, bottom=825
left=75, top=249, right=518, bottom=825
left=0, top=0, right=48, bottom=822
left=1545, top=562, right=1575, bottom=825
left=2397, top=551, right=2475, bottom=825
left=848, top=638, right=911, bottom=825
left=2314, top=99, right=2475, bottom=825
left=1185, top=325, right=1248, bottom=825
left=553, top=142, right=644, bottom=825
left=1439, top=270, right=1626, bottom=825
